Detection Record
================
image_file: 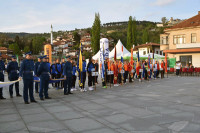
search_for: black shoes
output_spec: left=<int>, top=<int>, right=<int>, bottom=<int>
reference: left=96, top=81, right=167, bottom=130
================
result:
left=17, top=94, right=22, bottom=97
left=45, top=97, right=52, bottom=99
left=64, top=93, right=69, bottom=95
left=10, top=95, right=13, bottom=98
left=69, top=92, right=73, bottom=94
left=40, top=98, right=44, bottom=100
left=0, top=96, right=6, bottom=99
left=31, top=100, right=37, bottom=103
left=24, top=101, right=29, bottom=104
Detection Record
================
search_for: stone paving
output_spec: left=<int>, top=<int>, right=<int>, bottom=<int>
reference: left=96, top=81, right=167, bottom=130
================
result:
left=0, top=75, right=200, bottom=133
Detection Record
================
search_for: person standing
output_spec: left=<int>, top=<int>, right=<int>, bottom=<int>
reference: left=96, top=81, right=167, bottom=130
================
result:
left=0, top=53, right=6, bottom=99
left=176, top=61, right=181, bottom=77
left=63, top=56, right=73, bottom=95
left=50, top=60, right=56, bottom=87
left=19, top=51, right=37, bottom=104
left=37, top=55, right=51, bottom=100
left=110, top=60, right=114, bottom=84
left=7, top=55, right=22, bottom=98
left=55, top=59, right=62, bottom=89
left=34, top=56, right=42, bottom=93
left=61, top=58, right=65, bottom=89
left=87, top=58, right=95, bottom=91
left=94, top=60, right=99, bottom=84
left=71, top=61, right=77, bottom=91
left=117, top=61, right=122, bottom=84
left=80, top=56, right=87, bottom=92
left=160, top=60, right=164, bottom=79
left=124, top=61, right=128, bottom=83
left=157, top=61, right=160, bottom=78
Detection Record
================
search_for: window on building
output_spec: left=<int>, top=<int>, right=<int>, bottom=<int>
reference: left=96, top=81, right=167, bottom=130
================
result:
left=160, top=51, right=162, bottom=55
left=191, top=33, right=197, bottom=43
left=161, top=36, right=168, bottom=44
left=156, top=51, right=158, bottom=54
left=173, top=35, right=186, bottom=44
left=143, top=51, right=146, bottom=55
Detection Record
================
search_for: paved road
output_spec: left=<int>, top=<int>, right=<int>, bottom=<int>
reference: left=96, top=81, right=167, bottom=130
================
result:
left=0, top=76, right=200, bottom=133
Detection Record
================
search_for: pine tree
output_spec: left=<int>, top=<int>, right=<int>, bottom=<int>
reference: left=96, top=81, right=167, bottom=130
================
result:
left=127, top=16, right=137, bottom=50
left=142, top=29, right=149, bottom=44
left=127, top=16, right=133, bottom=50
left=132, top=17, right=137, bottom=45
left=91, top=13, right=101, bottom=54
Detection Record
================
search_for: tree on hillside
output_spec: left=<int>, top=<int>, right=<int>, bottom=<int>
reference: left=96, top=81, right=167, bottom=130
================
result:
left=142, top=29, right=149, bottom=44
left=127, top=16, right=137, bottom=50
left=32, top=36, right=46, bottom=54
left=91, top=13, right=101, bottom=54
left=73, top=31, right=81, bottom=46
left=9, top=43, right=21, bottom=55
left=161, top=17, right=168, bottom=25
left=127, top=16, right=133, bottom=50
left=132, top=17, right=137, bottom=45
left=24, top=46, right=30, bottom=53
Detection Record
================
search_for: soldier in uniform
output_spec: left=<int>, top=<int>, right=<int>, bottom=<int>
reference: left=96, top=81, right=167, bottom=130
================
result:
left=34, top=56, right=42, bottom=93
left=7, top=55, right=22, bottom=98
left=37, top=55, right=52, bottom=100
left=0, top=53, right=6, bottom=99
left=63, top=56, right=73, bottom=95
left=19, top=51, right=37, bottom=104
left=55, top=59, right=62, bottom=89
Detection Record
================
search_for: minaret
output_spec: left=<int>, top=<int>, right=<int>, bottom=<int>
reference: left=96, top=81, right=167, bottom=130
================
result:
left=51, top=24, right=53, bottom=45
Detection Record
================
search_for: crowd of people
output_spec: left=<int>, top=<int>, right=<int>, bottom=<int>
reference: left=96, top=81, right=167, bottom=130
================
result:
left=0, top=51, right=172, bottom=104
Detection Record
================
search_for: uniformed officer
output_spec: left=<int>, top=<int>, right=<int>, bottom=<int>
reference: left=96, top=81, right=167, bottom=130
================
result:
left=34, top=56, right=42, bottom=93
left=7, top=55, right=21, bottom=98
left=0, top=52, right=6, bottom=99
left=50, top=60, right=56, bottom=87
left=37, top=55, right=52, bottom=100
left=19, top=51, right=37, bottom=104
left=63, top=56, right=73, bottom=95
left=55, top=59, right=62, bottom=89
left=61, top=58, right=65, bottom=89
left=87, top=57, right=95, bottom=91
left=80, top=56, right=87, bottom=92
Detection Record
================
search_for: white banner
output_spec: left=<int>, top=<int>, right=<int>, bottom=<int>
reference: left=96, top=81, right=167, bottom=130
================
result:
left=100, top=38, right=109, bottom=59
left=0, top=79, right=20, bottom=88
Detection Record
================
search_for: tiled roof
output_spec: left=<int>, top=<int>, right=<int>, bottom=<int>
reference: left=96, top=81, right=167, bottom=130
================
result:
left=135, top=43, right=160, bottom=49
left=166, top=11, right=200, bottom=30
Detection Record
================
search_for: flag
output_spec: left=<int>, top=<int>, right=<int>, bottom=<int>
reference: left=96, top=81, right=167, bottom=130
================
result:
left=77, top=43, right=83, bottom=86
left=114, top=45, right=117, bottom=61
left=101, top=43, right=105, bottom=81
left=148, top=54, right=151, bottom=75
left=165, top=53, right=167, bottom=73
left=136, top=51, right=140, bottom=76
left=121, top=45, right=124, bottom=79
left=79, top=43, right=83, bottom=72
left=130, top=48, right=133, bottom=64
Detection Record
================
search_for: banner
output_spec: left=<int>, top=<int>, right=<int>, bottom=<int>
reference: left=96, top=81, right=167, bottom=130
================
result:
left=44, top=44, right=52, bottom=64
left=0, top=79, right=20, bottom=88
left=100, top=38, right=109, bottom=58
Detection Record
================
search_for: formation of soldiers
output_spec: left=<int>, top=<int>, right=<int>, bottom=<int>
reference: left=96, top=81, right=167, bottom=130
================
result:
left=0, top=51, right=167, bottom=104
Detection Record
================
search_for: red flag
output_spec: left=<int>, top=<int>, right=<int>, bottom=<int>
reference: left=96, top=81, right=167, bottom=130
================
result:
left=165, top=53, right=167, bottom=73
left=130, top=48, right=133, bottom=64
left=114, top=45, right=117, bottom=61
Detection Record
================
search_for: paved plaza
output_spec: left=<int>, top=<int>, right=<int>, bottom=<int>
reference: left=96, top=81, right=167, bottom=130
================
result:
left=0, top=76, right=200, bottom=133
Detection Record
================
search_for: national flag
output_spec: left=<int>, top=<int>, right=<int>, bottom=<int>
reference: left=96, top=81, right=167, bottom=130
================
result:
left=136, top=51, right=140, bottom=76
left=165, top=53, right=167, bottom=73
left=77, top=43, right=83, bottom=86
left=130, top=47, right=133, bottom=64
left=101, top=43, right=105, bottom=81
left=114, top=45, right=117, bottom=61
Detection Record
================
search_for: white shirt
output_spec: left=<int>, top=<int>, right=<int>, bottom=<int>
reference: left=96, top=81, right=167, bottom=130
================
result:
left=176, top=63, right=181, bottom=69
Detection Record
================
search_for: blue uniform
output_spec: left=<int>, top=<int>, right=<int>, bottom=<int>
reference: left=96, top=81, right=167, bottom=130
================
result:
left=34, top=61, right=41, bottom=92
left=55, top=63, right=62, bottom=88
left=0, top=60, right=5, bottom=98
left=37, top=62, right=50, bottom=99
left=7, top=61, right=20, bottom=96
left=80, top=61, right=87, bottom=89
left=19, top=59, right=35, bottom=102
left=63, top=61, right=72, bottom=94
left=61, top=62, right=65, bottom=88
left=87, top=62, right=95, bottom=87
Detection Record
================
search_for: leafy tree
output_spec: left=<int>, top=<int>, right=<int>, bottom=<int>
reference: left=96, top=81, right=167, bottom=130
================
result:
left=32, top=36, right=46, bottom=54
left=24, top=46, right=30, bottom=53
left=73, top=31, right=81, bottom=46
left=161, top=17, right=168, bottom=25
left=132, top=17, right=137, bottom=45
left=9, top=43, right=21, bottom=55
left=91, top=13, right=101, bottom=54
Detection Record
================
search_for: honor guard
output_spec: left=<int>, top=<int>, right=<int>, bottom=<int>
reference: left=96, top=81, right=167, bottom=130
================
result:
left=34, top=56, right=42, bottom=93
left=19, top=51, right=37, bottom=104
left=0, top=52, right=6, bottom=99
left=63, top=56, right=73, bottom=95
left=7, top=55, right=22, bottom=98
left=37, top=55, right=51, bottom=100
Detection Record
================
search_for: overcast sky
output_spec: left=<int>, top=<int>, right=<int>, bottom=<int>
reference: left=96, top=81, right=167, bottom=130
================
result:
left=0, top=0, right=199, bottom=33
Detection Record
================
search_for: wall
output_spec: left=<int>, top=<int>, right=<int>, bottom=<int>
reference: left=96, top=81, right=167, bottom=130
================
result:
left=175, top=53, right=200, bottom=67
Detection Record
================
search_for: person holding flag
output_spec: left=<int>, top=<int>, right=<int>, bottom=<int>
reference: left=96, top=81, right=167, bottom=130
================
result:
left=136, top=51, right=142, bottom=82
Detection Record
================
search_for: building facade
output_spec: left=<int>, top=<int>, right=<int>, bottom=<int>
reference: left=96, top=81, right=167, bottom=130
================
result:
left=133, top=43, right=161, bottom=56
left=160, top=11, right=200, bottom=67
